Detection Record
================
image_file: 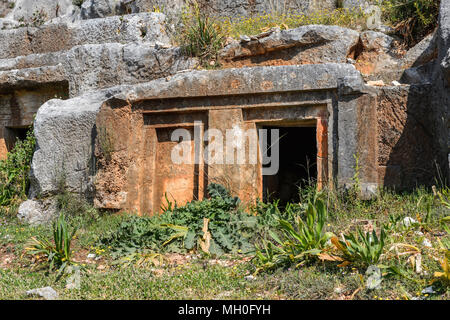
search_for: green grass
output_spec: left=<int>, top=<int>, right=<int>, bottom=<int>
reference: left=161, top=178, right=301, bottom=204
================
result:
left=175, top=5, right=367, bottom=67
left=0, top=186, right=449, bottom=300
left=0, top=261, right=267, bottom=300
left=214, top=8, right=367, bottom=39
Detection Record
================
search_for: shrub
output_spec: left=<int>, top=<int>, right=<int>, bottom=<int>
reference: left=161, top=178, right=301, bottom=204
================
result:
left=254, top=197, right=334, bottom=272
left=381, top=0, right=440, bottom=45
left=332, top=226, right=387, bottom=267
left=178, top=1, right=224, bottom=67
left=25, top=213, right=77, bottom=274
left=0, top=128, right=35, bottom=210
left=215, top=8, right=367, bottom=39
left=100, top=183, right=258, bottom=257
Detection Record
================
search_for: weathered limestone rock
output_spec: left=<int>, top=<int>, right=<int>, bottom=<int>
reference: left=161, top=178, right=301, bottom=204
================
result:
left=28, top=90, right=116, bottom=199
left=26, top=286, right=59, bottom=300
left=0, top=12, right=171, bottom=59
left=360, top=31, right=393, bottom=53
left=25, top=63, right=379, bottom=216
left=0, top=11, right=198, bottom=164
left=434, top=0, right=450, bottom=180
left=439, top=0, right=450, bottom=54
left=356, top=30, right=438, bottom=85
left=219, top=25, right=360, bottom=67
left=0, top=65, right=66, bottom=91
left=374, top=85, right=437, bottom=189
left=118, top=63, right=362, bottom=99
left=0, top=11, right=199, bottom=97
left=11, top=0, right=72, bottom=22
left=0, top=1, right=14, bottom=18
left=205, top=0, right=336, bottom=17
left=62, top=43, right=196, bottom=96
left=0, top=44, right=196, bottom=97
left=342, top=0, right=370, bottom=9
left=402, top=32, right=437, bottom=69
left=81, top=0, right=337, bottom=20
left=80, top=0, right=116, bottom=19
left=3, top=0, right=447, bottom=223
left=438, top=0, right=450, bottom=85
left=17, top=198, right=58, bottom=225
left=354, top=30, right=401, bottom=81
left=0, top=17, right=17, bottom=29
left=400, top=62, right=435, bottom=85
left=442, top=48, right=450, bottom=86
left=120, top=0, right=185, bottom=16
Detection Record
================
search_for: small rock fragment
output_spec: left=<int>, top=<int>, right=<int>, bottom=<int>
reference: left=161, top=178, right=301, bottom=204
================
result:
left=26, top=287, right=59, bottom=300
left=365, top=265, right=382, bottom=290
left=421, top=238, right=432, bottom=248
left=415, top=254, right=422, bottom=274
left=65, top=266, right=81, bottom=290
left=367, top=80, right=385, bottom=86
left=401, top=217, right=417, bottom=227
left=239, top=35, right=251, bottom=42
left=421, top=286, right=435, bottom=295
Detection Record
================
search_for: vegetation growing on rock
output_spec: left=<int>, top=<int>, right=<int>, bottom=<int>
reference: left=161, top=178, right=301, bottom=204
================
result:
left=0, top=128, right=35, bottom=214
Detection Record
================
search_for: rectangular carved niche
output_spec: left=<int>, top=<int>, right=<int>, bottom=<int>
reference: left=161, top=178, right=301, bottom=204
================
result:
left=144, top=112, right=207, bottom=213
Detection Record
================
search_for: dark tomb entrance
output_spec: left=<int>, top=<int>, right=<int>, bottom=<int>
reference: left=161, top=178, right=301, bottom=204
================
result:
left=262, top=125, right=317, bottom=205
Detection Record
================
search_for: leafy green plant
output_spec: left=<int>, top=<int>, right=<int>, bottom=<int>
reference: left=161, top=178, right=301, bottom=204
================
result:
left=434, top=250, right=450, bottom=285
left=254, top=198, right=334, bottom=271
left=114, top=250, right=165, bottom=268
left=383, top=213, right=404, bottom=232
left=332, top=227, right=387, bottom=266
left=436, top=187, right=450, bottom=209
left=98, top=215, right=174, bottom=257
left=440, top=218, right=450, bottom=252
left=160, top=183, right=256, bottom=255
left=25, top=213, right=77, bottom=274
left=251, top=199, right=303, bottom=241
left=435, top=220, right=450, bottom=286
left=0, top=128, right=35, bottom=210
left=100, top=183, right=258, bottom=257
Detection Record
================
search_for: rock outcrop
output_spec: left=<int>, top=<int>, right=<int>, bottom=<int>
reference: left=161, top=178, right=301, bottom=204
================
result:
left=9, top=0, right=73, bottom=23
left=434, top=0, right=450, bottom=181
left=219, top=25, right=360, bottom=67
left=0, top=1, right=444, bottom=223
left=0, top=11, right=197, bottom=224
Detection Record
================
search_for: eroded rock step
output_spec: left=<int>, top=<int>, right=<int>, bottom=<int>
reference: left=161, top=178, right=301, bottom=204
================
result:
left=0, top=12, right=170, bottom=59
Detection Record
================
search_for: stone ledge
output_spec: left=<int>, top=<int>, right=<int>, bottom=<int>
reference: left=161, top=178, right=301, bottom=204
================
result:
left=0, top=12, right=170, bottom=59
left=0, top=42, right=197, bottom=97
left=116, top=63, right=364, bottom=102
left=0, top=64, right=66, bottom=92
